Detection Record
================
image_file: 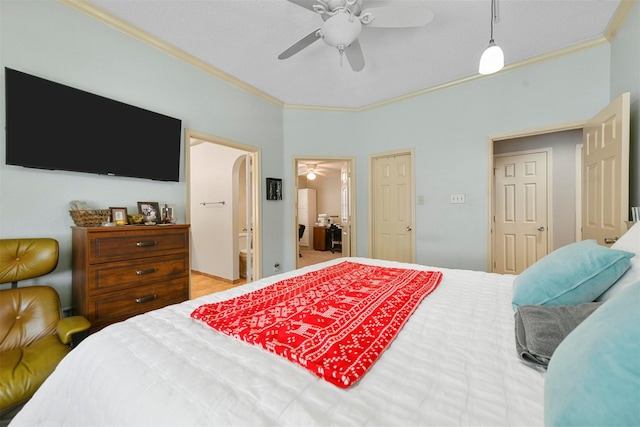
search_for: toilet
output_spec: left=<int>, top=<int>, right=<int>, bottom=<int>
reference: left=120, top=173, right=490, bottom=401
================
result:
left=238, top=232, right=251, bottom=278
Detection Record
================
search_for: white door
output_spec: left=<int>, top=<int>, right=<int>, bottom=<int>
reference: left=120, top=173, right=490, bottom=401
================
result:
left=582, top=92, right=630, bottom=246
left=494, top=150, right=549, bottom=274
left=372, top=152, right=414, bottom=263
left=340, top=163, right=352, bottom=257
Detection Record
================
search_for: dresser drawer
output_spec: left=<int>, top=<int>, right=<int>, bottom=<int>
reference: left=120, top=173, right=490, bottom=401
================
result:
left=88, top=277, right=188, bottom=331
left=88, top=227, right=188, bottom=263
left=88, top=253, right=188, bottom=295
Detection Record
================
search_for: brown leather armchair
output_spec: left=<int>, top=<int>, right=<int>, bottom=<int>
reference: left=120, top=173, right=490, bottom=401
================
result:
left=0, top=238, right=90, bottom=417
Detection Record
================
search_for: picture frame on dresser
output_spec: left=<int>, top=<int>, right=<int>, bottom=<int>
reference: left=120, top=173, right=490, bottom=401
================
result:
left=109, top=207, right=128, bottom=225
left=137, top=201, right=160, bottom=222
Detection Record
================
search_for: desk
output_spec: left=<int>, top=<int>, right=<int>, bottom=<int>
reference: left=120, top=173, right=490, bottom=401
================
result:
left=313, top=226, right=331, bottom=251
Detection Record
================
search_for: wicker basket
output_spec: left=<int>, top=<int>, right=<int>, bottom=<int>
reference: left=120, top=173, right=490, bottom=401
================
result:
left=69, top=209, right=112, bottom=227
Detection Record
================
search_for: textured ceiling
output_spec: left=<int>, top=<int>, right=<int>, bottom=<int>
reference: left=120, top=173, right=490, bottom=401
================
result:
left=84, top=0, right=622, bottom=109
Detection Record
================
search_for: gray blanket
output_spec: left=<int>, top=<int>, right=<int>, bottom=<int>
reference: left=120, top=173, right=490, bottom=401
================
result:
left=515, top=302, right=602, bottom=368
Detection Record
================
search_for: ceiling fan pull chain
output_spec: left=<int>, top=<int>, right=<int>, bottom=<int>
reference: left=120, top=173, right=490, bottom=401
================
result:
left=338, top=44, right=345, bottom=67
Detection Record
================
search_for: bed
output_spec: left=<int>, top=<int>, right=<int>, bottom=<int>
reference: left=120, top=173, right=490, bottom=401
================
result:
left=9, top=225, right=640, bottom=426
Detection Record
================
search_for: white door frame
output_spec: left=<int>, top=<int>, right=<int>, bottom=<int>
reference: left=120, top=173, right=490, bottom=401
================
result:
left=293, top=156, right=356, bottom=267
left=186, top=128, right=262, bottom=281
left=487, top=121, right=584, bottom=271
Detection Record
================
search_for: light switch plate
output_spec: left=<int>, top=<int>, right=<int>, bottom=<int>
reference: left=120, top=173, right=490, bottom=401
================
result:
left=450, top=194, right=466, bottom=204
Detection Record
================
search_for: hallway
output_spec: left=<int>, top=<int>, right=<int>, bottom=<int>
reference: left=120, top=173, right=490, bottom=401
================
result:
left=298, top=246, right=343, bottom=268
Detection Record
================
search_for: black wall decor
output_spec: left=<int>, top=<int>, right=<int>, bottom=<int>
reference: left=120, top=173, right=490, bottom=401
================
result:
left=266, top=178, right=282, bottom=200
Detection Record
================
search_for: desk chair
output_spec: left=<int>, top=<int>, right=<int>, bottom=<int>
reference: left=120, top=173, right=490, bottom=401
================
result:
left=298, top=224, right=306, bottom=257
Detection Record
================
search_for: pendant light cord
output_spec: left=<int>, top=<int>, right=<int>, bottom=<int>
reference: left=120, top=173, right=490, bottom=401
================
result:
left=489, top=0, right=496, bottom=43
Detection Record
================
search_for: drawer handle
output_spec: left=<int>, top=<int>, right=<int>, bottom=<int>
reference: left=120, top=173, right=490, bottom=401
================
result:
left=135, top=295, right=157, bottom=304
left=136, top=241, right=157, bottom=247
left=136, top=268, right=157, bottom=275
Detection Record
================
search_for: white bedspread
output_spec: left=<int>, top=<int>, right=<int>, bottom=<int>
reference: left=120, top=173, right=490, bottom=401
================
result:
left=10, top=257, right=545, bottom=426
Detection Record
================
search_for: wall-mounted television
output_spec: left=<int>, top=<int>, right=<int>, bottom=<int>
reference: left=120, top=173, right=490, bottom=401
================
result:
left=4, top=67, right=182, bottom=182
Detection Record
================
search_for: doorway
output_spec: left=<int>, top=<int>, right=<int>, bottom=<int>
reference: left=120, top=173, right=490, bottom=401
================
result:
left=370, top=149, right=415, bottom=263
left=489, top=93, right=630, bottom=273
left=491, top=128, right=580, bottom=273
left=186, top=129, right=261, bottom=290
left=294, top=156, right=356, bottom=269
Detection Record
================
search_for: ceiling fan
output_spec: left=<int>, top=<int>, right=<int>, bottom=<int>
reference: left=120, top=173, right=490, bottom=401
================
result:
left=298, top=163, right=331, bottom=180
left=278, top=0, right=434, bottom=71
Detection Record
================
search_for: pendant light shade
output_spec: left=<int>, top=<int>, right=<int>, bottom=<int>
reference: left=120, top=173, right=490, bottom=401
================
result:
left=479, top=41, right=504, bottom=75
left=478, top=0, right=504, bottom=75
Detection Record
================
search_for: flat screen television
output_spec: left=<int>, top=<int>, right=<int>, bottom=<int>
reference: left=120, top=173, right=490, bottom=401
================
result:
left=4, top=67, right=182, bottom=182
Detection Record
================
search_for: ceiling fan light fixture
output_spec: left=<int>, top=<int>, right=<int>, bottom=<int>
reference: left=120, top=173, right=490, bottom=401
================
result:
left=478, top=0, right=504, bottom=75
left=307, top=171, right=317, bottom=180
left=320, top=11, right=362, bottom=49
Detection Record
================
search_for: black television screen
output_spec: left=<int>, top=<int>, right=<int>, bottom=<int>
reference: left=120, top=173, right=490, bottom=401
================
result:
left=4, top=67, right=182, bottom=182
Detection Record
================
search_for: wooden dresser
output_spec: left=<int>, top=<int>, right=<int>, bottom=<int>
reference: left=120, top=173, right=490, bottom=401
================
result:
left=72, top=224, right=190, bottom=333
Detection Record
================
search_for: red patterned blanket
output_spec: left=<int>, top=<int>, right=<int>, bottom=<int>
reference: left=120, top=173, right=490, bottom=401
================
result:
left=191, top=261, right=443, bottom=388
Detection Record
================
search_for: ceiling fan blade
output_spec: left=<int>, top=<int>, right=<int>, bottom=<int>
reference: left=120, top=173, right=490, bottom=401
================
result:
left=277, top=29, right=321, bottom=60
left=285, top=0, right=319, bottom=13
left=345, top=40, right=365, bottom=72
left=361, top=7, right=434, bottom=28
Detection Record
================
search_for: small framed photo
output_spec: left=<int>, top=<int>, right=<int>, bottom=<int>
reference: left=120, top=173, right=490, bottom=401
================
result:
left=266, top=178, right=282, bottom=201
left=137, top=202, right=160, bottom=222
left=110, top=207, right=128, bottom=225
left=165, top=206, right=176, bottom=223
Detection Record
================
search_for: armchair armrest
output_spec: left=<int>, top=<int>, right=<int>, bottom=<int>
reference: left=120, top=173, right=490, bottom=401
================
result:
left=56, top=316, right=91, bottom=345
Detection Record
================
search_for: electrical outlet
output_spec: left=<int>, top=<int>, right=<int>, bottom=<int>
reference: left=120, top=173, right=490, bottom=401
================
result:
left=450, top=194, right=466, bottom=204
left=274, top=263, right=280, bottom=272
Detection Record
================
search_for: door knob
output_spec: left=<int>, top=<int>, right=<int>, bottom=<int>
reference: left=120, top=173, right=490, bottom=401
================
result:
left=604, top=237, right=618, bottom=244
left=537, top=226, right=545, bottom=231
left=406, top=226, right=412, bottom=231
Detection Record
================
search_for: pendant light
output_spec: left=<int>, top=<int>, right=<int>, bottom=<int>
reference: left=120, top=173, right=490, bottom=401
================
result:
left=478, top=0, right=504, bottom=75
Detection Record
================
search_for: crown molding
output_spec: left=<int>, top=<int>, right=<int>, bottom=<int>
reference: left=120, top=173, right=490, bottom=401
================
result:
left=605, top=0, right=637, bottom=41
left=59, top=0, right=285, bottom=109
left=286, top=36, right=610, bottom=113
left=59, top=0, right=631, bottom=114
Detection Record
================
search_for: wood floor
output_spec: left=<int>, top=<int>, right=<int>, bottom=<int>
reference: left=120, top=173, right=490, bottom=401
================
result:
left=190, top=272, right=246, bottom=299
left=190, top=247, right=343, bottom=298
left=297, top=246, right=343, bottom=268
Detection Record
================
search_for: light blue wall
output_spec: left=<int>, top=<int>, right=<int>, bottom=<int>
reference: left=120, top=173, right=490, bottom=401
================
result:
left=0, top=1, right=285, bottom=307
left=284, top=46, right=614, bottom=271
left=611, top=0, right=640, bottom=207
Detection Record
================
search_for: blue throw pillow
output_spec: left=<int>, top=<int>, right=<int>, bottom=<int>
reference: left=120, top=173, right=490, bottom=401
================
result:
left=544, top=281, right=640, bottom=426
left=512, top=240, right=633, bottom=310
